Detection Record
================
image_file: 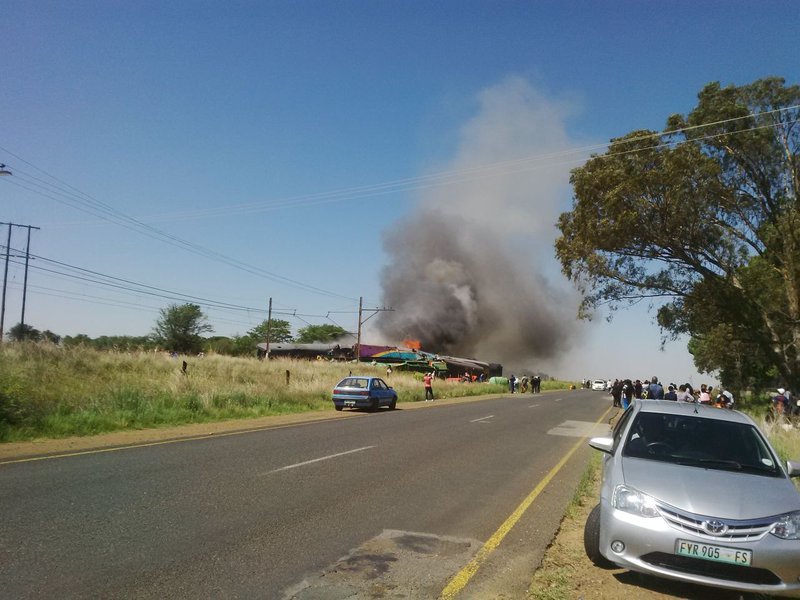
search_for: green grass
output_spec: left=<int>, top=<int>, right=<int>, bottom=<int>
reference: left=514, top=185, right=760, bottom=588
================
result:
left=0, top=343, right=570, bottom=442
left=527, top=452, right=603, bottom=600
left=754, top=415, right=800, bottom=491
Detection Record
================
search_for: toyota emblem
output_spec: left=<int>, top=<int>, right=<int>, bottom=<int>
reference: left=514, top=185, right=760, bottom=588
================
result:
left=702, top=520, right=728, bottom=536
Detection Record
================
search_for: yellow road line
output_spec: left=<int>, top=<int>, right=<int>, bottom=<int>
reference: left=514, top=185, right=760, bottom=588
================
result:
left=439, top=405, right=614, bottom=600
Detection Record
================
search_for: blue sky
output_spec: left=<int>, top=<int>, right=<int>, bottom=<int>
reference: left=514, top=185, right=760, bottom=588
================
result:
left=2, top=1, right=798, bottom=383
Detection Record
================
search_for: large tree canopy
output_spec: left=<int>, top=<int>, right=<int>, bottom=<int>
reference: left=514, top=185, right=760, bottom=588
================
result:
left=246, top=319, right=292, bottom=344
left=152, top=303, right=213, bottom=354
left=556, top=77, right=799, bottom=391
left=294, top=324, right=348, bottom=344
left=7, top=323, right=41, bottom=342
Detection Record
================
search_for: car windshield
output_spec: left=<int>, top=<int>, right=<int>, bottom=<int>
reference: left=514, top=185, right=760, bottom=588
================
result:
left=622, top=412, right=782, bottom=477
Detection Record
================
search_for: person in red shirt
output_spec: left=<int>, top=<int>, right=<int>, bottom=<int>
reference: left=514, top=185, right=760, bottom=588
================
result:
left=424, top=372, right=434, bottom=401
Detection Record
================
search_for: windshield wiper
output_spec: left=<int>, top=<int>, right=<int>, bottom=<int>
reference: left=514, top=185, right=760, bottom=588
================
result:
left=738, top=463, right=778, bottom=475
left=675, top=457, right=742, bottom=470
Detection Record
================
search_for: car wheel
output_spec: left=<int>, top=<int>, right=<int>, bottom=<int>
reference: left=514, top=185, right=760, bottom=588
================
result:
left=370, top=398, right=380, bottom=412
left=389, top=397, right=397, bottom=410
left=584, top=504, right=616, bottom=569
left=334, top=405, right=343, bottom=411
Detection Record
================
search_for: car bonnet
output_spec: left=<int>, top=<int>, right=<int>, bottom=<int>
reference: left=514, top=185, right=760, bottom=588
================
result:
left=621, top=457, right=800, bottom=519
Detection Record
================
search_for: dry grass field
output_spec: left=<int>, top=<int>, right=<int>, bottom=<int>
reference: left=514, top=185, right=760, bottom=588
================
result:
left=0, top=342, right=564, bottom=442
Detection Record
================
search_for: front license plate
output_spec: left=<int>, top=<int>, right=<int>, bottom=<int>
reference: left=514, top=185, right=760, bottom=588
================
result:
left=344, top=400, right=356, bottom=407
left=676, top=539, right=752, bottom=566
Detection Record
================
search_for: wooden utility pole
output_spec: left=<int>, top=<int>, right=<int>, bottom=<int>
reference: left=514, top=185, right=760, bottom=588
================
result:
left=20, top=226, right=36, bottom=329
left=355, top=296, right=363, bottom=364
left=265, top=297, right=273, bottom=357
left=0, top=222, right=40, bottom=341
left=0, top=223, right=11, bottom=342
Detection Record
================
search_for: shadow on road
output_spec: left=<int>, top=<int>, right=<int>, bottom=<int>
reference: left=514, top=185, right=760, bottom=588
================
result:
left=614, top=571, right=776, bottom=599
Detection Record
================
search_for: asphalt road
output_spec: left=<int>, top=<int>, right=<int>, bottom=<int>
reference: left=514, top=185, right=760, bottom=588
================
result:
left=0, top=389, right=614, bottom=599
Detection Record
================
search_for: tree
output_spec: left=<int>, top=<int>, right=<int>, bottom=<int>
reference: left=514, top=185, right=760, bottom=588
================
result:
left=7, top=323, right=40, bottom=342
left=40, top=330, right=61, bottom=344
left=63, top=334, right=92, bottom=348
left=555, top=77, right=799, bottom=391
left=223, top=319, right=295, bottom=357
left=246, top=319, right=293, bottom=344
left=294, top=324, right=348, bottom=344
left=62, top=334, right=154, bottom=351
left=152, top=303, right=213, bottom=354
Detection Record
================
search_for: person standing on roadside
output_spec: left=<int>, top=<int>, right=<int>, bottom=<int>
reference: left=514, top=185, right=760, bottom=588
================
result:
left=774, top=388, right=789, bottom=415
left=699, top=384, right=711, bottom=404
left=677, top=384, right=693, bottom=402
left=622, top=379, right=634, bottom=410
left=424, top=372, right=434, bottom=401
left=647, top=377, right=664, bottom=400
left=611, top=379, right=622, bottom=407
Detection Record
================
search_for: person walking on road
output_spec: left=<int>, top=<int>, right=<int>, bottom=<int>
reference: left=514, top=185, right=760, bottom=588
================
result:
left=424, top=372, right=435, bottom=401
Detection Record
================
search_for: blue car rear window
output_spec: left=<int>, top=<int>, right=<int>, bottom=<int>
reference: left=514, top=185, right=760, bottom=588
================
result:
left=338, top=378, right=369, bottom=389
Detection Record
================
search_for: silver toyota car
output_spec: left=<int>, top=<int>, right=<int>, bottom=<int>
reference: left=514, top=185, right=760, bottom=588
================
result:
left=585, top=400, right=800, bottom=597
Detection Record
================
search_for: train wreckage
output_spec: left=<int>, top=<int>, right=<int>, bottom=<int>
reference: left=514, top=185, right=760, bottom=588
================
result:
left=255, top=342, right=502, bottom=379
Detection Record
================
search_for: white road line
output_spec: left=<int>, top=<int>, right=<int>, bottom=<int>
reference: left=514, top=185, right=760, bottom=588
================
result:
left=264, top=446, right=375, bottom=474
left=554, top=398, right=562, bottom=402
left=470, top=415, right=495, bottom=423
left=528, top=404, right=540, bottom=408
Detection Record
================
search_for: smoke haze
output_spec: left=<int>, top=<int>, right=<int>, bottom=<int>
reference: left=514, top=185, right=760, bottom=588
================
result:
left=377, top=77, right=582, bottom=369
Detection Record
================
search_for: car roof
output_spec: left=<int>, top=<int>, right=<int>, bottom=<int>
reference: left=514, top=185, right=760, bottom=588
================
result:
left=337, top=376, right=375, bottom=382
left=633, top=399, right=752, bottom=425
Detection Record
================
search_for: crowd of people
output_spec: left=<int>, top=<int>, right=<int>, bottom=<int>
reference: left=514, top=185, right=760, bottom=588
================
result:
left=507, top=374, right=542, bottom=394
left=608, top=377, right=736, bottom=410
left=606, top=377, right=800, bottom=417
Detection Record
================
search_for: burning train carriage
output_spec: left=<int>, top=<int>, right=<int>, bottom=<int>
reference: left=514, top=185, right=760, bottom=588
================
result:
left=255, top=341, right=501, bottom=379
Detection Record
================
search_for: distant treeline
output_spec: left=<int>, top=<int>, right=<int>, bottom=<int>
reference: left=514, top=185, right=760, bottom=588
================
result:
left=59, top=334, right=272, bottom=356
left=6, top=311, right=348, bottom=357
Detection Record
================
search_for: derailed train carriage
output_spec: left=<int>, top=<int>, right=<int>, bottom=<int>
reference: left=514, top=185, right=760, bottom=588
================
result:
left=256, top=341, right=501, bottom=379
left=256, top=343, right=354, bottom=361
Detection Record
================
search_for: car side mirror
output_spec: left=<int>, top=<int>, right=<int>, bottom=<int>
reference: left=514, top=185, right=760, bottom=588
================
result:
left=786, top=460, right=800, bottom=478
left=589, top=437, right=614, bottom=454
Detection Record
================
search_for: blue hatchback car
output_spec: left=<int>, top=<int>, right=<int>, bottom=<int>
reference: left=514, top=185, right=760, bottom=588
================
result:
left=332, top=376, right=398, bottom=412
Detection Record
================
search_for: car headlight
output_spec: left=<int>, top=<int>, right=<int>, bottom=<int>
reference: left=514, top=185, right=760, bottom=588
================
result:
left=612, top=485, right=660, bottom=518
left=770, top=511, right=800, bottom=540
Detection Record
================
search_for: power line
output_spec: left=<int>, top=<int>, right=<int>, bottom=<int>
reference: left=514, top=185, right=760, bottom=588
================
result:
left=4, top=104, right=796, bottom=224
left=0, top=154, right=357, bottom=302
left=0, top=102, right=795, bottom=321
left=4, top=252, right=356, bottom=329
